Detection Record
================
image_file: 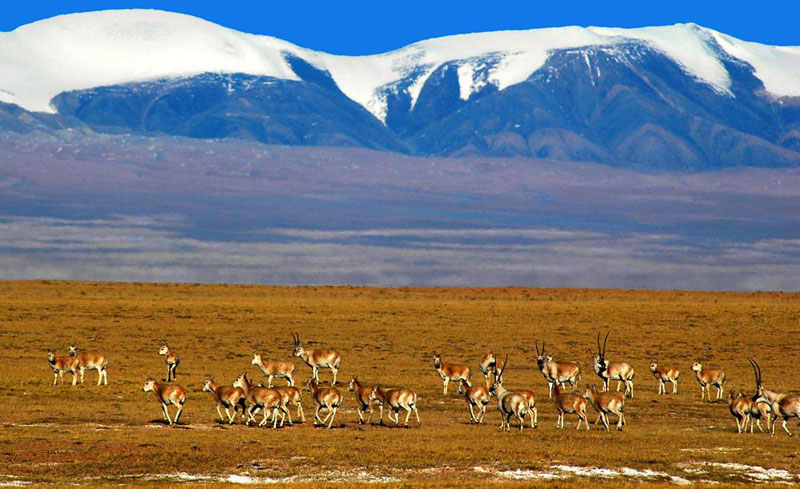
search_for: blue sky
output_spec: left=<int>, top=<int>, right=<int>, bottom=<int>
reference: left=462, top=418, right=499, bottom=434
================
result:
left=4, top=1, right=799, bottom=54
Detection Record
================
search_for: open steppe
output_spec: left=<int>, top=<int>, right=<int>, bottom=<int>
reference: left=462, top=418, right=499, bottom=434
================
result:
left=1, top=281, right=799, bottom=487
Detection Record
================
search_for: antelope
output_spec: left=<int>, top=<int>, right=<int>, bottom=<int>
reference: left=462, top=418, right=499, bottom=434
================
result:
left=728, top=389, right=754, bottom=433
left=769, top=395, right=800, bottom=437
left=691, top=362, right=726, bottom=401
left=370, top=385, right=421, bottom=427
left=233, top=372, right=287, bottom=428
left=535, top=341, right=581, bottom=398
left=142, top=377, right=186, bottom=426
left=306, top=378, right=343, bottom=428
left=554, top=383, right=589, bottom=430
left=349, top=377, right=375, bottom=425
left=292, top=333, right=341, bottom=385
left=158, top=342, right=179, bottom=382
left=47, top=350, right=80, bottom=386
left=593, top=332, right=635, bottom=398
left=488, top=357, right=530, bottom=431
left=649, top=361, right=679, bottom=395
left=584, top=384, right=626, bottom=431
left=202, top=377, right=246, bottom=424
left=492, top=360, right=538, bottom=428
left=68, top=345, right=109, bottom=385
left=749, top=358, right=784, bottom=433
left=459, top=379, right=491, bottom=424
left=273, top=385, right=305, bottom=425
left=251, top=352, right=295, bottom=387
left=433, top=352, right=471, bottom=395
left=479, top=352, right=504, bottom=388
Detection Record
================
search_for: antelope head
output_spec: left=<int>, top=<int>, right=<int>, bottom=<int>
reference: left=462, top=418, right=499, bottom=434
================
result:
left=535, top=341, right=546, bottom=369
left=202, top=377, right=215, bottom=393
left=158, top=342, right=169, bottom=355
left=68, top=345, right=78, bottom=356
left=47, top=350, right=56, bottom=362
left=489, top=355, right=508, bottom=397
left=432, top=352, right=442, bottom=368
left=142, top=377, right=156, bottom=392
left=251, top=352, right=262, bottom=365
left=594, top=332, right=610, bottom=372
left=291, top=333, right=306, bottom=358
left=232, top=372, right=248, bottom=390
left=749, top=358, right=764, bottom=399
left=348, top=377, right=358, bottom=392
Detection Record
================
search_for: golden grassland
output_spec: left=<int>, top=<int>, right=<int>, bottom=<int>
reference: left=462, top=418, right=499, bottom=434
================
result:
left=1, top=281, right=799, bottom=487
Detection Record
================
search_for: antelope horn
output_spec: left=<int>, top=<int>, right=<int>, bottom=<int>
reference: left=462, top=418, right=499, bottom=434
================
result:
left=498, top=354, right=509, bottom=378
left=603, top=331, right=609, bottom=356
left=541, top=341, right=545, bottom=355
left=535, top=341, right=540, bottom=356
left=596, top=332, right=601, bottom=355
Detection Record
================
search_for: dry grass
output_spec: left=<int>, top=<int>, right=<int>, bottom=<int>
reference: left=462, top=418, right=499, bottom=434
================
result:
left=1, top=281, right=799, bottom=487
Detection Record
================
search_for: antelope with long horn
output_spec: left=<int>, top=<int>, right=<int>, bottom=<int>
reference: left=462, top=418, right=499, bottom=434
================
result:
left=47, top=350, right=80, bottom=386
left=479, top=352, right=504, bottom=388
left=649, top=361, right=679, bottom=395
left=370, top=385, right=421, bottom=428
left=349, top=377, right=375, bottom=425
left=69, top=345, right=109, bottom=385
left=273, top=385, right=305, bottom=425
left=432, top=352, right=471, bottom=395
left=233, top=372, right=287, bottom=428
left=493, top=359, right=538, bottom=428
left=292, top=333, right=341, bottom=385
left=488, top=356, right=532, bottom=431
left=535, top=341, right=581, bottom=398
left=691, top=362, right=726, bottom=401
left=584, top=384, right=626, bottom=431
left=728, top=389, right=754, bottom=433
left=554, top=383, right=589, bottom=430
left=158, top=342, right=179, bottom=382
left=306, top=378, right=343, bottom=428
left=459, top=379, right=490, bottom=424
left=593, top=332, right=635, bottom=398
left=749, top=358, right=784, bottom=433
left=142, top=377, right=186, bottom=426
left=202, top=377, right=246, bottom=424
left=252, top=352, right=295, bottom=387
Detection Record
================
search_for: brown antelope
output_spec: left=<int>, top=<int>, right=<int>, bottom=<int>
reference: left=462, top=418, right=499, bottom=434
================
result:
left=158, top=342, right=179, bottom=382
left=459, top=379, right=491, bottom=424
left=584, top=384, right=626, bottom=431
left=433, top=352, right=471, bottom=395
left=535, top=341, right=581, bottom=398
left=69, top=345, right=109, bottom=385
left=273, top=385, right=304, bottom=425
left=370, top=385, right=421, bottom=428
left=749, top=358, right=784, bottom=433
left=488, top=357, right=530, bottom=431
left=47, top=350, right=80, bottom=386
left=649, top=361, right=679, bottom=395
left=554, top=383, right=589, bottom=430
left=691, top=362, right=726, bottom=401
left=233, top=372, right=287, bottom=428
left=202, top=377, right=246, bottom=424
left=292, top=333, right=341, bottom=385
left=492, top=360, right=538, bottom=428
left=593, top=332, right=635, bottom=398
left=349, top=377, right=375, bottom=424
left=306, top=378, right=343, bottom=428
left=479, top=352, right=504, bottom=388
left=252, top=352, right=295, bottom=387
left=728, top=389, right=754, bottom=433
left=770, top=394, right=800, bottom=437
left=142, top=377, right=186, bottom=426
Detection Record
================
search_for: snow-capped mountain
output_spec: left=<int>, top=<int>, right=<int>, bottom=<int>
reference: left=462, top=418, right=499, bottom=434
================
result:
left=3, top=9, right=800, bottom=170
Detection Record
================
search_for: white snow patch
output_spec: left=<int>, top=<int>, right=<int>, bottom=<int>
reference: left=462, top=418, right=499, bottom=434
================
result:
left=703, top=462, right=796, bottom=483
left=475, top=465, right=690, bottom=484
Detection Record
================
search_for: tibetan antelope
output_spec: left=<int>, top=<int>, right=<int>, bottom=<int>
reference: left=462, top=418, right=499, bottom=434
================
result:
left=306, top=378, right=343, bottom=428
left=292, top=333, right=341, bottom=385
left=142, top=377, right=186, bottom=426
left=488, top=357, right=531, bottom=431
left=47, top=350, right=80, bottom=386
left=459, top=379, right=491, bottom=424
left=233, top=372, right=287, bottom=428
left=554, top=383, right=589, bottom=430
left=728, top=390, right=754, bottom=433
left=750, top=358, right=784, bottom=433
left=584, top=384, right=626, bottom=431
left=535, top=341, right=581, bottom=398
left=158, top=342, right=179, bottom=382
left=492, top=359, right=538, bottom=428
left=433, top=352, right=471, bottom=395
left=252, top=352, right=295, bottom=387
left=273, top=385, right=304, bottom=425
left=691, top=362, right=726, bottom=401
left=479, top=352, right=504, bottom=388
left=349, top=377, right=375, bottom=425
left=202, top=377, right=246, bottom=424
left=593, top=332, right=635, bottom=398
left=370, top=385, right=421, bottom=428
left=769, top=395, right=800, bottom=437
left=649, top=361, right=679, bottom=395
left=69, top=345, right=109, bottom=385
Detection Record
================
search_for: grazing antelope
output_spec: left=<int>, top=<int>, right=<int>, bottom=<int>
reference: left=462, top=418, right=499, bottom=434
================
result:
left=292, top=333, right=341, bottom=385
left=535, top=341, right=581, bottom=398
left=584, top=384, right=626, bottom=431
left=691, top=362, right=726, bottom=401
left=728, top=389, right=754, bottom=433
left=251, top=352, right=295, bottom=387
left=479, top=352, right=504, bottom=388
left=770, top=395, right=800, bottom=437
left=433, top=352, right=471, bottom=395
left=202, top=377, right=246, bottom=424
left=233, top=372, right=287, bottom=429
left=593, top=332, right=635, bottom=398
left=488, top=357, right=530, bottom=432
left=142, top=377, right=186, bottom=426
left=47, top=350, right=80, bottom=386
left=158, top=342, right=179, bottom=382
left=306, top=378, right=343, bottom=428
left=370, top=385, right=421, bottom=427
left=349, top=377, right=375, bottom=424
left=749, top=358, right=784, bottom=433
left=459, top=379, right=491, bottom=424
left=68, top=345, right=109, bottom=385
left=649, top=361, right=679, bottom=395
left=554, top=383, right=589, bottom=430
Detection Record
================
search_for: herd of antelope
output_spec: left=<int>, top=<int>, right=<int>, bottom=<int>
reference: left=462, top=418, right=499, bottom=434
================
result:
left=46, top=331, right=800, bottom=435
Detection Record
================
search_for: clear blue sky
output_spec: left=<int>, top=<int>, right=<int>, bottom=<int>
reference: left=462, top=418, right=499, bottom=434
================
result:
left=4, top=1, right=799, bottom=55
